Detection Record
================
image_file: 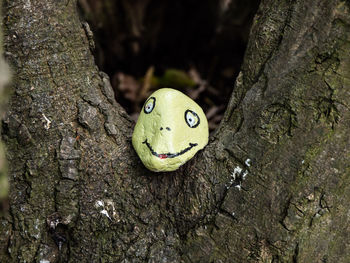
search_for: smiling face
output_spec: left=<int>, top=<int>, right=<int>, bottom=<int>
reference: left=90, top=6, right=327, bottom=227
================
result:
left=132, top=88, right=209, bottom=172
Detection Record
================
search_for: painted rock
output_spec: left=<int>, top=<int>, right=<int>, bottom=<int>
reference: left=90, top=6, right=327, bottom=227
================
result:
left=132, top=88, right=209, bottom=172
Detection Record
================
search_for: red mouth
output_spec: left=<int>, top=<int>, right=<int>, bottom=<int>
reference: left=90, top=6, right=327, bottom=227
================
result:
left=159, top=154, right=168, bottom=159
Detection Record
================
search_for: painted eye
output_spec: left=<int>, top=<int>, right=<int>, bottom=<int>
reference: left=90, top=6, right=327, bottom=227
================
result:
left=144, top=97, right=156, bottom=114
left=185, top=110, right=200, bottom=128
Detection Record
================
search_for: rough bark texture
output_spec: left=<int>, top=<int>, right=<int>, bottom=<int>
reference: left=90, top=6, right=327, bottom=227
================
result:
left=1, top=0, right=350, bottom=262
left=0, top=57, right=10, bottom=199
left=0, top=0, right=11, bottom=200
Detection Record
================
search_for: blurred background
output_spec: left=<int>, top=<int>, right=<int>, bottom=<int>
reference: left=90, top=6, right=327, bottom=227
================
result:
left=78, top=0, right=260, bottom=131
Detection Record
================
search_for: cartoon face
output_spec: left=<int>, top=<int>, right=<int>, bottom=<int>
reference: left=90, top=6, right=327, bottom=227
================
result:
left=132, top=88, right=209, bottom=172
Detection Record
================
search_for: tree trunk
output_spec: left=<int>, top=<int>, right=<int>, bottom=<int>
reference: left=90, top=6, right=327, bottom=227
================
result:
left=0, top=42, right=10, bottom=200
left=1, top=0, right=350, bottom=262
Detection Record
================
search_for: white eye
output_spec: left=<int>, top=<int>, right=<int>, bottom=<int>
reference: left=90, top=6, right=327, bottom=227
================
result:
left=144, top=97, right=156, bottom=114
left=185, top=110, right=200, bottom=128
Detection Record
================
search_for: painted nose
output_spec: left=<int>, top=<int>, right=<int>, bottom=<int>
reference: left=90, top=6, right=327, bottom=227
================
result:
left=160, top=127, right=171, bottom=131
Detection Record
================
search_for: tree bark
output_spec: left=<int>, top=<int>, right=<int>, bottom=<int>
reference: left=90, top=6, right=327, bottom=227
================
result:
left=1, top=0, right=350, bottom=262
left=0, top=0, right=11, bottom=201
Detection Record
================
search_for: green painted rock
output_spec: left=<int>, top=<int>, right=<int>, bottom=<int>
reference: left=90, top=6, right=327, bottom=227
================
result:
left=132, top=88, right=209, bottom=172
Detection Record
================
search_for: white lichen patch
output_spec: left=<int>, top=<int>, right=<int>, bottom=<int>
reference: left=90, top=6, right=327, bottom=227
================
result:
left=40, top=260, right=50, bottom=263
left=95, top=200, right=104, bottom=208
left=95, top=199, right=119, bottom=222
left=235, top=184, right=242, bottom=191
left=42, top=113, right=52, bottom=130
left=105, top=199, right=119, bottom=221
left=242, top=171, right=248, bottom=179
left=100, top=209, right=112, bottom=220
left=234, top=166, right=243, bottom=174
left=231, top=166, right=242, bottom=180
left=226, top=166, right=244, bottom=189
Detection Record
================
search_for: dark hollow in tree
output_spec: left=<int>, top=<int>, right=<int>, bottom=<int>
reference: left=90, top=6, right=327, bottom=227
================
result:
left=1, top=0, right=350, bottom=262
left=77, top=0, right=260, bottom=124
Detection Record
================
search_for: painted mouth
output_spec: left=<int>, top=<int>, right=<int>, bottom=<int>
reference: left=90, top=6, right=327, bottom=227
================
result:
left=142, top=139, right=198, bottom=159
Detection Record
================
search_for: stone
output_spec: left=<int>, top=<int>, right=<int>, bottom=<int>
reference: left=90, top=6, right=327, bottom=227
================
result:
left=132, top=88, right=209, bottom=172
